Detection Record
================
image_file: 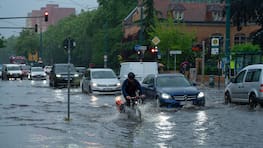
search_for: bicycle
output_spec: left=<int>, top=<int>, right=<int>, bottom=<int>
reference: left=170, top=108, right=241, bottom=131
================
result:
left=115, top=95, right=145, bottom=122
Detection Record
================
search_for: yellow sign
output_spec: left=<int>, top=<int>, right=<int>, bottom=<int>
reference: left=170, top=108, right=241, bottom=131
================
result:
left=152, top=36, right=160, bottom=45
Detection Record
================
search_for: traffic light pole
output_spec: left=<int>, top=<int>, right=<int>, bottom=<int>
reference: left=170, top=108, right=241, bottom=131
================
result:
left=225, top=0, right=231, bottom=83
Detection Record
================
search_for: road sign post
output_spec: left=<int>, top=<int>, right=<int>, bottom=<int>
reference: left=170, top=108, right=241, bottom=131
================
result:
left=169, top=50, right=182, bottom=72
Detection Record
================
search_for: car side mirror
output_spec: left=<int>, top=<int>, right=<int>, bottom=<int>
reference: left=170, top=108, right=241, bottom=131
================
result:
left=230, top=78, right=235, bottom=83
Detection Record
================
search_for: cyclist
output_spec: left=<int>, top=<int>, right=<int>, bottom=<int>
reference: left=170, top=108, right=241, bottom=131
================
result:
left=121, top=72, right=143, bottom=107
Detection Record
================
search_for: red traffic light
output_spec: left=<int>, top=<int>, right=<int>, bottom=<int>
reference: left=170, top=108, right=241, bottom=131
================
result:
left=44, top=11, right=48, bottom=22
left=151, top=46, right=158, bottom=53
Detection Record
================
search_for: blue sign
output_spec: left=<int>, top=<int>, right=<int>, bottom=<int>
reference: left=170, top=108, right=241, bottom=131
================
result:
left=134, top=45, right=141, bottom=51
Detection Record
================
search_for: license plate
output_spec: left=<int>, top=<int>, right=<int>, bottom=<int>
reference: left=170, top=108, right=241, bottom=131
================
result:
left=180, top=101, right=191, bottom=106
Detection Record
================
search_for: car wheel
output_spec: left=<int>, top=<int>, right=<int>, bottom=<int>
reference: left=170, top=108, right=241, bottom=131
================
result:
left=224, top=92, right=232, bottom=104
left=156, top=97, right=160, bottom=108
left=81, top=85, right=86, bottom=93
left=87, top=86, right=93, bottom=94
left=249, top=93, right=257, bottom=109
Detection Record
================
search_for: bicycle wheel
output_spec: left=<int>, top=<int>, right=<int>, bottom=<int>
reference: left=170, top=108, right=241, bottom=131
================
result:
left=135, top=107, right=142, bottom=122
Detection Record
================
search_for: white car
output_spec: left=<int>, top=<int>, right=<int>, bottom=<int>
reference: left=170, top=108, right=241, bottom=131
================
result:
left=29, top=67, right=47, bottom=80
left=81, top=68, right=121, bottom=95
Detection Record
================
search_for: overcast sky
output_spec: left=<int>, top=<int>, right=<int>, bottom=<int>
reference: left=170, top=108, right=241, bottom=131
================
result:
left=0, top=0, right=98, bottom=38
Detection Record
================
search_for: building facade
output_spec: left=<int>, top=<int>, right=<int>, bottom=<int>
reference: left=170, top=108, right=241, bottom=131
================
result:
left=123, top=0, right=260, bottom=49
left=27, top=4, right=75, bottom=33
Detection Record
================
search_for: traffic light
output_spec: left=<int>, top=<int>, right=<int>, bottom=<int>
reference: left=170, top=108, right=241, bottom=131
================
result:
left=34, top=24, right=38, bottom=32
left=44, top=11, right=48, bottom=22
left=151, top=46, right=158, bottom=53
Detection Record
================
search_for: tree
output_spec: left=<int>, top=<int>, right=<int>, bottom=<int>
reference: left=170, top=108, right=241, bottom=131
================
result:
left=15, top=30, right=39, bottom=58
left=0, top=35, right=5, bottom=48
left=149, top=17, right=196, bottom=70
left=231, top=0, right=263, bottom=29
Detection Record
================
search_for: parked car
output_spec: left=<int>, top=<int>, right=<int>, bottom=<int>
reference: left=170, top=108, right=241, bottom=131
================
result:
left=80, top=68, right=121, bottom=95
left=225, top=64, right=263, bottom=109
left=49, top=63, right=80, bottom=87
left=29, top=67, right=47, bottom=80
left=141, top=73, right=205, bottom=108
left=1, top=64, right=23, bottom=80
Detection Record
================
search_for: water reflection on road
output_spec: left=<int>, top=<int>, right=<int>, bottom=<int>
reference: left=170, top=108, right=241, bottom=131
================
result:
left=1, top=80, right=263, bottom=147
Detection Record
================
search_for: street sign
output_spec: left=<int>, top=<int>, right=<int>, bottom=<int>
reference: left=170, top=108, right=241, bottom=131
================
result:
left=211, top=37, right=220, bottom=55
left=170, top=50, right=182, bottom=55
left=211, top=38, right=219, bottom=46
left=211, top=48, right=219, bottom=55
left=134, top=45, right=147, bottom=51
left=152, top=36, right=160, bottom=45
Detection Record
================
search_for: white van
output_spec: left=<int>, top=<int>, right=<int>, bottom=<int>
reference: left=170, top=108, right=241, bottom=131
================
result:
left=119, top=62, right=158, bottom=83
left=2, top=64, right=23, bottom=80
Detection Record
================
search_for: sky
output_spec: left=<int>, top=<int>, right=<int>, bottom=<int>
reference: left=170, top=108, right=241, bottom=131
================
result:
left=0, top=0, right=98, bottom=38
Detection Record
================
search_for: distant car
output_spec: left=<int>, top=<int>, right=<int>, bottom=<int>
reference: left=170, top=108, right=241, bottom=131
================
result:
left=29, top=67, right=47, bottom=80
left=43, top=66, right=52, bottom=75
left=225, top=64, right=263, bottom=109
left=141, top=73, right=205, bottom=108
left=75, top=66, right=86, bottom=77
left=80, top=68, right=121, bottom=95
left=0, top=64, right=2, bottom=78
left=20, top=64, right=31, bottom=78
left=1, top=64, right=23, bottom=80
left=49, top=63, right=80, bottom=87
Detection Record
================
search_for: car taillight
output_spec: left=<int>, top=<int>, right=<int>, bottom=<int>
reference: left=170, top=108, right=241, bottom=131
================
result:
left=260, top=84, right=263, bottom=92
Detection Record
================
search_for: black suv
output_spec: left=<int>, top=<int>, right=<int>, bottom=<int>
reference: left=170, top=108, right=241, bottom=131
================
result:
left=49, top=63, right=80, bottom=87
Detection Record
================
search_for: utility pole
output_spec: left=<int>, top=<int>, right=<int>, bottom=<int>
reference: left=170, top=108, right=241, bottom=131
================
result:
left=225, top=0, right=231, bottom=83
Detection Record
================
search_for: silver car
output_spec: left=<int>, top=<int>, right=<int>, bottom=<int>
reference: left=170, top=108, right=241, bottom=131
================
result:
left=224, top=64, right=263, bottom=109
left=81, top=68, right=121, bottom=95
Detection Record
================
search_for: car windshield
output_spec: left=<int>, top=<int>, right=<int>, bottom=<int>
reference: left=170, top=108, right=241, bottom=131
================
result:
left=31, top=67, right=43, bottom=72
left=7, top=66, right=20, bottom=71
left=92, top=71, right=116, bottom=79
left=56, top=65, right=76, bottom=72
left=156, top=76, right=191, bottom=87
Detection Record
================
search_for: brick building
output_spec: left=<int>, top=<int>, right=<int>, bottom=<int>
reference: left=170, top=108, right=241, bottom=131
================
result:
left=26, top=4, right=75, bottom=33
left=123, top=0, right=260, bottom=50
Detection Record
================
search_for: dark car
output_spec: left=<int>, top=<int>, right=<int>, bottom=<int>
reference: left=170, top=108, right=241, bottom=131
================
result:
left=141, top=73, right=205, bottom=108
left=49, top=63, right=80, bottom=87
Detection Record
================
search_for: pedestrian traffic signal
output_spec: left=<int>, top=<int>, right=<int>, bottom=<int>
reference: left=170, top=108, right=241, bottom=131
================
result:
left=34, top=24, right=38, bottom=32
left=44, top=11, right=48, bottom=22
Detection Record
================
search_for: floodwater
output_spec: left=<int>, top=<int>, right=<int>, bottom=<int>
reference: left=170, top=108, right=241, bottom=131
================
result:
left=1, top=80, right=263, bottom=148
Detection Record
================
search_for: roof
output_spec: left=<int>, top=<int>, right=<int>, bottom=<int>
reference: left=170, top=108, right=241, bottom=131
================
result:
left=124, top=0, right=225, bottom=24
left=88, top=68, right=114, bottom=72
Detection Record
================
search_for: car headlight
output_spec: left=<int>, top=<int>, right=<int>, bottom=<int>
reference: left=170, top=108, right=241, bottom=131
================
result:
left=197, top=92, right=205, bottom=98
left=56, top=74, right=61, bottom=77
left=117, top=82, right=121, bottom=87
left=161, top=93, right=171, bottom=99
left=92, top=82, right=97, bottom=87
left=74, top=74, right=79, bottom=77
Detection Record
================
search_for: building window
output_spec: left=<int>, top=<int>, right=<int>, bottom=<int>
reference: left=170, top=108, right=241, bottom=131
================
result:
left=172, top=11, right=184, bottom=20
left=234, top=33, right=246, bottom=44
left=212, top=11, right=222, bottom=21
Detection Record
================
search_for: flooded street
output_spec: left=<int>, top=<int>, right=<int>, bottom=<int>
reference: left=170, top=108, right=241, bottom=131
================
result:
left=1, top=80, right=263, bottom=148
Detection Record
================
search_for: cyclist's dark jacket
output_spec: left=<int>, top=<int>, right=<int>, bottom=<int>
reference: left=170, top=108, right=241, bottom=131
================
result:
left=122, top=79, right=142, bottom=98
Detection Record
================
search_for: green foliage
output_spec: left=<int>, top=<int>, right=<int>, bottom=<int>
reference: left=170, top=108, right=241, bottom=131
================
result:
left=231, top=43, right=260, bottom=53
left=231, top=0, right=263, bottom=29
left=149, top=17, right=196, bottom=69
left=0, top=35, right=5, bottom=48
left=40, top=0, right=136, bottom=68
left=15, top=30, right=39, bottom=57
